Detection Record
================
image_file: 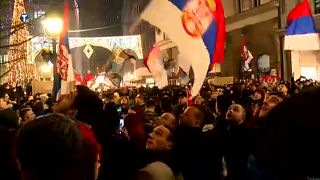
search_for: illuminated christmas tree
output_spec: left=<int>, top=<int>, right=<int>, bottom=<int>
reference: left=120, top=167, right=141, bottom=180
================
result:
left=7, top=0, right=32, bottom=85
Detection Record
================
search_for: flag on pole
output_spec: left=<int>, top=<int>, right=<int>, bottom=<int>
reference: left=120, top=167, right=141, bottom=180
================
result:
left=284, top=0, right=320, bottom=50
left=57, top=0, right=74, bottom=95
left=140, top=0, right=226, bottom=97
left=73, top=0, right=80, bottom=29
left=144, top=46, right=168, bottom=88
left=240, top=34, right=253, bottom=72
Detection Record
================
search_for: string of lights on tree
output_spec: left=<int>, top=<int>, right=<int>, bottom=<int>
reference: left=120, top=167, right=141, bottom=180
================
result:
left=7, top=0, right=34, bottom=85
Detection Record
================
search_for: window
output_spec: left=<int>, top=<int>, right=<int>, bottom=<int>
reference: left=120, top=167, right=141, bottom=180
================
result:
left=259, top=0, right=272, bottom=5
left=0, top=55, right=7, bottom=64
left=238, top=0, right=272, bottom=13
left=315, top=0, right=320, bottom=14
left=240, top=0, right=252, bottom=12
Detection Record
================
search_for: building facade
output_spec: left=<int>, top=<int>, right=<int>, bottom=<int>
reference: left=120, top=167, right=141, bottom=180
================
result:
left=222, top=0, right=320, bottom=80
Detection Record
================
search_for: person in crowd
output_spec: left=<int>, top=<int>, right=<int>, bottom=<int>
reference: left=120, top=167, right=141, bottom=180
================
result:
left=52, top=93, right=78, bottom=119
left=154, top=112, right=177, bottom=129
left=73, top=85, right=104, bottom=127
left=18, top=106, right=36, bottom=126
left=0, top=98, right=8, bottom=110
left=173, top=91, right=188, bottom=120
left=254, top=86, right=320, bottom=179
left=277, top=83, right=289, bottom=98
left=124, top=113, right=147, bottom=151
left=194, top=95, right=205, bottom=105
left=251, top=89, right=265, bottom=122
left=97, top=101, right=138, bottom=180
left=144, top=99, right=159, bottom=133
left=224, top=104, right=251, bottom=180
left=137, top=125, right=176, bottom=180
left=16, top=114, right=101, bottom=180
left=160, top=95, right=173, bottom=114
left=32, top=101, right=45, bottom=117
left=120, top=96, right=129, bottom=115
left=174, top=104, right=223, bottom=180
left=0, top=108, right=20, bottom=180
left=53, top=85, right=103, bottom=127
left=258, top=93, right=283, bottom=121
left=135, top=93, right=146, bottom=108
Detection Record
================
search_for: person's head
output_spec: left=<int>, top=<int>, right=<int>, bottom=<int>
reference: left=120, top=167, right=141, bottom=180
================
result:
left=253, top=89, right=265, bottom=103
left=73, top=85, right=103, bottom=125
left=52, top=92, right=77, bottom=119
left=16, top=114, right=100, bottom=180
left=178, top=91, right=188, bottom=106
left=124, top=113, right=146, bottom=149
left=215, top=94, right=233, bottom=116
left=251, top=83, right=258, bottom=92
left=154, top=112, right=177, bottom=129
left=226, top=104, right=246, bottom=125
left=180, top=105, right=214, bottom=128
left=256, top=87, right=320, bottom=178
left=146, top=125, right=175, bottom=151
left=120, top=96, right=129, bottom=106
left=145, top=99, right=156, bottom=112
left=278, top=83, right=288, bottom=95
left=135, top=94, right=145, bottom=106
left=194, top=95, right=204, bottom=105
left=259, top=94, right=283, bottom=119
left=3, top=93, right=10, bottom=102
left=19, top=106, right=36, bottom=125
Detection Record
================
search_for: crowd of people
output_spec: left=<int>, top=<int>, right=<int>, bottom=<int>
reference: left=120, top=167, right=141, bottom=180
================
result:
left=0, top=77, right=320, bottom=180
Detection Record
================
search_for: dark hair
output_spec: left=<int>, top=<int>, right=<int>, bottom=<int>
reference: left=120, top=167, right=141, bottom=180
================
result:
left=191, top=104, right=215, bottom=126
left=145, top=99, right=156, bottom=108
left=16, top=114, right=99, bottom=180
left=73, top=85, right=103, bottom=126
left=258, top=87, right=320, bottom=178
left=19, top=106, right=32, bottom=121
left=162, top=124, right=176, bottom=144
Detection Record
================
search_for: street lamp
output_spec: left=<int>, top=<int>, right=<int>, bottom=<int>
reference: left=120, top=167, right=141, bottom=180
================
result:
left=42, top=16, right=63, bottom=98
left=42, top=18, right=63, bottom=39
left=42, top=17, right=63, bottom=62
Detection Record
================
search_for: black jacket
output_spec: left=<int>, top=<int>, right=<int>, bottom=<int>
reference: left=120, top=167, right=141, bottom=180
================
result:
left=173, top=125, right=223, bottom=180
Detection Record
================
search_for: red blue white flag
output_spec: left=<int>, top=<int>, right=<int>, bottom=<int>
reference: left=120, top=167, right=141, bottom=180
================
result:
left=144, top=46, right=168, bottom=88
left=57, top=1, right=74, bottom=94
left=284, top=0, right=320, bottom=50
left=140, top=0, right=226, bottom=97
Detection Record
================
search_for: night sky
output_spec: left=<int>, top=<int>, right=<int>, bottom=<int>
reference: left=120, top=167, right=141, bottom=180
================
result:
left=24, top=0, right=123, bottom=36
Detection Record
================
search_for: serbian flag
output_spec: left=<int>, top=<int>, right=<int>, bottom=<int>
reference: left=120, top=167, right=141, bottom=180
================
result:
left=144, top=46, right=168, bottom=88
left=240, top=34, right=253, bottom=72
left=56, top=1, right=75, bottom=95
left=284, top=0, right=320, bottom=50
left=140, top=0, right=226, bottom=97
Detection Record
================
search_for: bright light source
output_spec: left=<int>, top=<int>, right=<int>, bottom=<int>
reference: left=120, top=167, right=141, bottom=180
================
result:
left=41, top=64, right=52, bottom=73
left=42, top=17, right=63, bottom=38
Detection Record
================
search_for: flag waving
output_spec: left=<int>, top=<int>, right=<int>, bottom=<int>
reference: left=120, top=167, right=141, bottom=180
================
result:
left=140, top=0, right=226, bottom=97
left=284, top=0, right=320, bottom=50
left=144, top=46, right=168, bottom=88
left=240, top=34, right=253, bottom=72
left=57, top=0, right=74, bottom=94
